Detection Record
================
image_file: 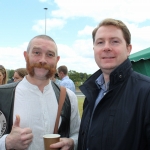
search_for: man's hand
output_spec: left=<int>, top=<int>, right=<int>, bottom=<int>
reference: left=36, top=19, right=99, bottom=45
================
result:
left=50, top=138, right=74, bottom=150
left=5, top=115, right=33, bottom=150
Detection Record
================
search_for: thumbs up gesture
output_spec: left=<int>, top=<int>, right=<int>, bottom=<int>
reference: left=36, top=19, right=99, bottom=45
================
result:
left=5, top=115, right=33, bottom=150
left=13, top=114, right=20, bottom=127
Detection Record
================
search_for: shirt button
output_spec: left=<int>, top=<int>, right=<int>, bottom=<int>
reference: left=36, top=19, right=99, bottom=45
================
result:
left=119, top=75, right=122, bottom=78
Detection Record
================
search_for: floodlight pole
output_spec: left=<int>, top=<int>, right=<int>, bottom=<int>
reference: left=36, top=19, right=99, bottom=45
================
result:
left=44, top=8, right=48, bottom=35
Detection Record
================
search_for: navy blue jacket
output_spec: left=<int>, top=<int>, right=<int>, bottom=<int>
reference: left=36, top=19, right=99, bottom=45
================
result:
left=78, top=58, right=150, bottom=150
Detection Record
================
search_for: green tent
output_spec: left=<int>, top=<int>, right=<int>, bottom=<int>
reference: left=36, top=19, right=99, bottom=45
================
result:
left=129, top=47, right=150, bottom=77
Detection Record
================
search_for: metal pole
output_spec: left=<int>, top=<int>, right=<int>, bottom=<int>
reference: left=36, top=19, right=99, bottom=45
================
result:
left=44, top=8, right=48, bottom=35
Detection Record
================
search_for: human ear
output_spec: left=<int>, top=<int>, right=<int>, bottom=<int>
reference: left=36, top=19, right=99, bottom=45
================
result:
left=127, top=44, right=132, bottom=56
left=24, top=51, right=28, bottom=62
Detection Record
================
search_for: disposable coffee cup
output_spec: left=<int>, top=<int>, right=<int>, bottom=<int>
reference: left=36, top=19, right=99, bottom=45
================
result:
left=43, top=134, right=60, bottom=150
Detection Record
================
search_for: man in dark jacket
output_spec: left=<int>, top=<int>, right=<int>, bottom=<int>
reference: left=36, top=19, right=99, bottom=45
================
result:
left=78, top=18, right=150, bottom=150
left=0, top=35, right=80, bottom=150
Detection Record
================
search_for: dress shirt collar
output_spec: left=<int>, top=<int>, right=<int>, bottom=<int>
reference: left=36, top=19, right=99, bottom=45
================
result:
left=21, top=77, right=52, bottom=92
left=62, top=76, right=69, bottom=80
left=95, top=74, right=109, bottom=91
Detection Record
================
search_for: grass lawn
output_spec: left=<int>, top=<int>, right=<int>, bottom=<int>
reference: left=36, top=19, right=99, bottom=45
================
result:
left=77, top=96, right=84, bottom=118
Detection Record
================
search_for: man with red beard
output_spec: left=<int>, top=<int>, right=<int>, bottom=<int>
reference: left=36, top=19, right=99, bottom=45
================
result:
left=0, top=35, right=80, bottom=150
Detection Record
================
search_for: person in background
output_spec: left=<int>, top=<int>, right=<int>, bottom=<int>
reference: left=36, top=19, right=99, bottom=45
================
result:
left=7, top=77, right=14, bottom=83
left=0, top=65, right=7, bottom=85
left=51, top=73, right=61, bottom=86
left=13, top=68, right=28, bottom=82
left=58, top=65, right=76, bottom=93
left=0, top=35, right=80, bottom=150
left=77, top=18, right=150, bottom=150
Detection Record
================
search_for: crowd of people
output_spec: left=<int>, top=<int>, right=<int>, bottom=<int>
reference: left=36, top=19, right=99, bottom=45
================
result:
left=0, top=18, right=150, bottom=150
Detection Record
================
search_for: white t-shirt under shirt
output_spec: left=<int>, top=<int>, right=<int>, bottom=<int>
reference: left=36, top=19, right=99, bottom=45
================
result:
left=0, top=77, right=80, bottom=150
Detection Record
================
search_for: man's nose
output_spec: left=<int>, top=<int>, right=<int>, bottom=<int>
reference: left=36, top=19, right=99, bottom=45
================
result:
left=39, top=55, right=47, bottom=63
left=103, top=42, right=111, bottom=51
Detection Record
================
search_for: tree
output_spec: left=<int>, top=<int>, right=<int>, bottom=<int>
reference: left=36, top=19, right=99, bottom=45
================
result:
left=7, top=69, right=14, bottom=79
left=68, top=70, right=91, bottom=87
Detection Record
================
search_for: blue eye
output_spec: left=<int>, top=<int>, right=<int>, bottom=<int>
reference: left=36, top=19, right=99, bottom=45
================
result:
left=47, top=53, right=55, bottom=57
left=112, top=39, right=119, bottom=43
left=98, top=41, right=103, bottom=44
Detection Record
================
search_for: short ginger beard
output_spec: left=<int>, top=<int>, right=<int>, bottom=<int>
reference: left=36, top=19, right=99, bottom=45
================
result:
left=26, top=55, right=56, bottom=79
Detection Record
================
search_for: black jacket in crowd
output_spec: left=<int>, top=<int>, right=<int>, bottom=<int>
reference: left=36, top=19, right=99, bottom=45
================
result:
left=78, top=58, right=150, bottom=150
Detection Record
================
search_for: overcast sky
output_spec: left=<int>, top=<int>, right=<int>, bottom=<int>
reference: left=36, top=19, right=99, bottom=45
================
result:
left=0, top=0, right=150, bottom=74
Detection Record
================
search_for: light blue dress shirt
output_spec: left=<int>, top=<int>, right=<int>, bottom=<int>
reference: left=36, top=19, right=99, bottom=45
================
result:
left=60, top=76, right=76, bottom=93
left=54, top=79, right=61, bottom=86
left=94, top=74, right=109, bottom=109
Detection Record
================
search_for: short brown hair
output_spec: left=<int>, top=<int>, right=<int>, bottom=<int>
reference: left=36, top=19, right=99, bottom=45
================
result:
left=58, top=65, right=68, bottom=75
left=14, top=68, right=28, bottom=78
left=92, top=18, right=131, bottom=45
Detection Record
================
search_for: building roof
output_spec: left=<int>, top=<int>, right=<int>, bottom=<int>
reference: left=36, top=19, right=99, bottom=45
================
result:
left=129, top=47, right=150, bottom=62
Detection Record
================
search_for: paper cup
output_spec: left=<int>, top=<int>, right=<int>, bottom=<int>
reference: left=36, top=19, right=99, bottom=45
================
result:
left=43, top=134, right=60, bottom=150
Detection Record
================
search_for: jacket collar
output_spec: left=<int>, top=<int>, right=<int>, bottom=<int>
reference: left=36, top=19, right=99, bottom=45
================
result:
left=80, top=58, right=133, bottom=96
left=109, top=58, right=132, bottom=86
